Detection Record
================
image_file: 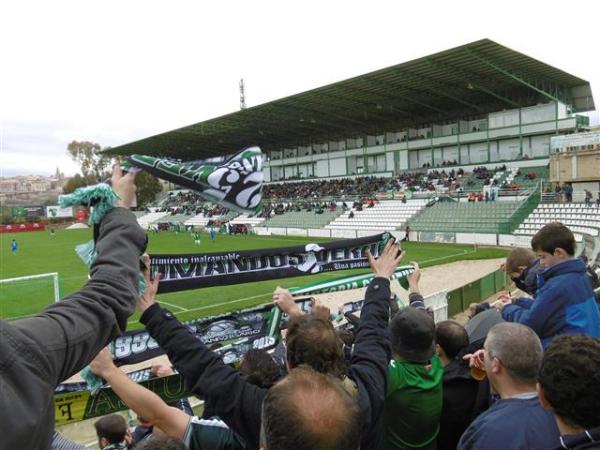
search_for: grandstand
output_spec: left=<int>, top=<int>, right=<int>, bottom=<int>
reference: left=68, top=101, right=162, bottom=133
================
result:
left=515, top=203, right=600, bottom=238
left=410, top=200, right=524, bottom=234
left=4, top=38, right=599, bottom=450
left=326, top=200, right=427, bottom=232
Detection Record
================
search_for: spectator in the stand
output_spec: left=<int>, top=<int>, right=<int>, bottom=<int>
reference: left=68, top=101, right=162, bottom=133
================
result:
left=260, top=367, right=362, bottom=450
left=584, top=189, right=593, bottom=207
left=597, top=190, right=600, bottom=207
left=497, top=223, right=600, bottom=348
left=0, top=167, right=146, bottom=449
left=348, top=210, right=355, bottom=219
left=537, top=335, right=600, bottom=449
left=563, top=183, right=573, bottom=203
left=435, top=321, right=479, bottom=450
left=458, top=323, right=560, bottom=450
left=94, top=414, right=131, bottom=450
left=384, top=264, right=443, bottom=450
left=136, top=238, right=404, bottom=450
left=501, top=247, right=541, bottom=297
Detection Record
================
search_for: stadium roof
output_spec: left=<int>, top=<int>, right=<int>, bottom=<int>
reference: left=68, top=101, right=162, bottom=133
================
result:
left=109, top=39, right=595, bottom=160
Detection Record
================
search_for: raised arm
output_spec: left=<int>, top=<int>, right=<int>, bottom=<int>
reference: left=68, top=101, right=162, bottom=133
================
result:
left=90, top=347, right=190, bottom=439
left=349, top=239, right=403, bottom=434
left=9, top=166, right=147, bottom=384
left=138, top=278, right=265, bottom=449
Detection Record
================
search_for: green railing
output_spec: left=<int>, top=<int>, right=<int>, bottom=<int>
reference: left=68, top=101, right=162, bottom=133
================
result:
left=505, top=188, right=540, bottom=233
left=447, top=269, right=508, bottom=317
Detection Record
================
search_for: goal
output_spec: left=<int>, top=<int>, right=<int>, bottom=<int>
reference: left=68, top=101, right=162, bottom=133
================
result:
left=0, top=272, right=60, bottom=320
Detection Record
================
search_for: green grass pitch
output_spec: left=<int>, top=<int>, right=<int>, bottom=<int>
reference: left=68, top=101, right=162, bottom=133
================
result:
left=0, top=229, right=507, bottom=327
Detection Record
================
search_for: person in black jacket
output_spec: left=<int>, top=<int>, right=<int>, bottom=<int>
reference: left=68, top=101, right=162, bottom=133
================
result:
left=435, top=320, right=479, bottom=450
left=0, top=166, right=147, bottom=449
left=137, top=238, right=405, bottom=450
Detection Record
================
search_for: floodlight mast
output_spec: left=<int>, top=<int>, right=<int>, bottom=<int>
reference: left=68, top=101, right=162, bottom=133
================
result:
left=240, top=78, right=246, bottom=110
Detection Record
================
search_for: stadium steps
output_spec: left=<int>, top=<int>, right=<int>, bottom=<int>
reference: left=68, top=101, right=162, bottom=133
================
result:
left=409, top=201, right=523, bottom=234
left=155, top=213, right=193, bottom=224
left=137, top=212, right=171, bottom=229
left=325, top=200, right=427, bottom=232
left=229, top=214, right=266, bottom=227
left=262, top=210, right=344, bottom=229
left=184, top=214, right=210, bottom=227
left=514, top=203, right=600, bottom=238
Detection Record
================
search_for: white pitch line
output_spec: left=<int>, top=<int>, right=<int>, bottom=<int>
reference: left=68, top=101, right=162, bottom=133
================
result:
left=127, top=291, right=273, bottom=325
left=419, top=249, right=473, bottom=265
left=157, top=300, right=189, bottom=311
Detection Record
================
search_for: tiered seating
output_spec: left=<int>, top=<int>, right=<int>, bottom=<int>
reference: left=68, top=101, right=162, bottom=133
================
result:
left=516, top=166, right=549, bottom=188
left=262, top=210, right=343, bottom=229
left=137, top=211, right=170, bottom=229
left=410, top=201, right=523, bottom=233
left=326, top=200, right=427, bottom=231
left=229, top=214, right=266, bottom=227
left=184, top=213, right=210, bottom=228
left=156, top=213, right=193, bottom=224
left=515, top=203, right=600, bottom=237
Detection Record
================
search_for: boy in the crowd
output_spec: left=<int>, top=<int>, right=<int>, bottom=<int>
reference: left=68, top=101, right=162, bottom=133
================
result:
left=497, top=223, right=600, bottom=348
left=537, top=334, right=600, bottom=450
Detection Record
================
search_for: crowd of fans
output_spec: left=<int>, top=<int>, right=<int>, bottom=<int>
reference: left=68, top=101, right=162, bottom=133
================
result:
left=2, top=167, right=600, bottom=450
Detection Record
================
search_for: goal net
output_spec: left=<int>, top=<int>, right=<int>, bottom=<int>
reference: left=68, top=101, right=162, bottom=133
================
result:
left=0, top=272, right=60, bottom=320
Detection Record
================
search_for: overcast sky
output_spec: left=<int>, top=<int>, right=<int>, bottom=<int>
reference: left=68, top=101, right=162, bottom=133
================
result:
left=1, top=0, right=599, bottom=177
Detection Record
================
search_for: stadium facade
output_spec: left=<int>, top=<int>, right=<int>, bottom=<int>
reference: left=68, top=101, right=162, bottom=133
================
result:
left=110, top=38, right=595, bottom=186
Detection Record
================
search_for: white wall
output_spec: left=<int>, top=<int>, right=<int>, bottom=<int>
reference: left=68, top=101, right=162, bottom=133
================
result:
left=329, top=157, right=347, bottom=176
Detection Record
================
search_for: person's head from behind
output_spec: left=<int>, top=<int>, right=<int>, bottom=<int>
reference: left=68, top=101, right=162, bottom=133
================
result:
left=389, top=307, right=435, bottom=363
left=94, top=414, right=127, bottom=449
left=260, top=367, right=361, bottom=450
left=531, top=223, right=575, bottom=267
left=537, top=335, right=600, bottom=434
left=134, top=435, right=186, bottom=450
left=239, top=349, right=281, bottom=388
left=483, top=323, right=543, bottom=397
left=285, top=314, right=345, bottom=378
left=504, top=247, right=537, bottom=283
left=435, top=320, right=469, bottom=365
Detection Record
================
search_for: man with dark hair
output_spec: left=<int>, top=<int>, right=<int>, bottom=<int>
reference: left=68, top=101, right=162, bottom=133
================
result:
left=435, top=321, right=479, bottom=450
left=0, top=167, right=147, bottom=449
left=384, top=307, right=443, bottom=449
left=260, top=367, right=362, bottom=450
left=537, top=334, right=600, bottom=449
left=137, top=238, right=404, bottom=450
left=498, top=223, right=600, bottom=347
left=239, top=349, right=281, bottom=388
left=134, top=436, right=187, bottom=450
left=459, top=323, right=560, bottom=450
left=94, top=414, right=129, bottom=449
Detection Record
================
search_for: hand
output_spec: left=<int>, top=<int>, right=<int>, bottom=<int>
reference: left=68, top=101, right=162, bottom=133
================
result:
left=151, top=364, right=175, bottom=377
left=310, top=298, right=331, bottom=321
left=367, top=238, right=405, bottom=279
left=491, top=297, right=511, bottom=312
left=407, top=261, right=421, bottom=291
left=137, top=257, right=160, bottom=313
left=273, top=287, right=303, bottom=317
left=111, top=163, right=137, bottom=208
left=89, top=347, right=117, bottom=378
left=463, top=349, right=485, bottom=371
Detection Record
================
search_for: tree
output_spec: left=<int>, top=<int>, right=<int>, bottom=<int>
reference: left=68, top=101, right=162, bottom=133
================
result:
left=67, top=141, right=112, bottom=180
left=134, top=171, right=163, bottom=207
left=62, top=174, right=88, bottom=194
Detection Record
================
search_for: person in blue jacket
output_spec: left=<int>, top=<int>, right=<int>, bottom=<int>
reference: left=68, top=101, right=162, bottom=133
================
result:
left=497, top=222, right=600, bottom=348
